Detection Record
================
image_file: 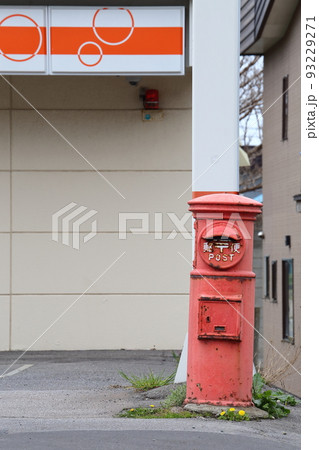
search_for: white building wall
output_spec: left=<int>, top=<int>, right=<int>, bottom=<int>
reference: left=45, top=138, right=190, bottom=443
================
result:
left=0, top=71, right=192, bottom=350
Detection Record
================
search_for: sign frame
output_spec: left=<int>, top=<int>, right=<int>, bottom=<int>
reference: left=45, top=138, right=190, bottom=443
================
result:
left=0, top=5, right=185, bottom=76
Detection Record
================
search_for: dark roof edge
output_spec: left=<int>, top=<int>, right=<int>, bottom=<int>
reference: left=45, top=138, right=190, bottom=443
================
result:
left=241, top=0, right=300, bottom=55
left=254, top=0, right=275, bottom=43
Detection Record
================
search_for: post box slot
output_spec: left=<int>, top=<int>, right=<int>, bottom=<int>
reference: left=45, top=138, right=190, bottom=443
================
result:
left=202, top=222, right=242, bottom=242
left=206, top=236, right=237, bottom=242
left=198, top=296, right=242, bottom=340
left=200, top=295, right=242, bottom=302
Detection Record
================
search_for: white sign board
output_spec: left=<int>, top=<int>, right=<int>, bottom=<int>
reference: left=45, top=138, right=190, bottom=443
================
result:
left=0, top=6, right=47, bottom=73
left=0, top=6, right=185, bottom=75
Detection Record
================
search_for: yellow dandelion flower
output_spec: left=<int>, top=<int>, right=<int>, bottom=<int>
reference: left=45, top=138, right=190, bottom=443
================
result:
left=130, top=409, right=135, bottom=412
left=150, top=405, right=155, bottom=408
left=238, top=410, right=246, bottom=416
left=220, top=411, right=226, bottom=416
left=229, top=408, right=235, bottom=412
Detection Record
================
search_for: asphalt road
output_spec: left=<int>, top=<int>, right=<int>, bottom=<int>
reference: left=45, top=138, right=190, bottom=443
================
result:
left=0, top=430, right=298, bottom=450
left=0, top=350, right=301, bottom=449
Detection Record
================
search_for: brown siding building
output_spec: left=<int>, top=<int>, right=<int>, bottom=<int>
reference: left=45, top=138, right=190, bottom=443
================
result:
left=241, top=0, right=301, bottom=395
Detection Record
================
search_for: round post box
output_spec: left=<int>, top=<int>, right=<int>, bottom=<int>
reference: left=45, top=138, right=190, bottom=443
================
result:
left=186, top=193, right=262, bottom=407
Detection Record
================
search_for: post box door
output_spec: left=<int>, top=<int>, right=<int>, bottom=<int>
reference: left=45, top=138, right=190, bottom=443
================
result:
left=198, top=295, right=242, bottom=340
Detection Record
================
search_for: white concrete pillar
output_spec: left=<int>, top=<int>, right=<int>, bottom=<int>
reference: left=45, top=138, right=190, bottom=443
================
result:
left=176, top=0, right=241, bottom=383
left=192, top=0, right=240, bottom=196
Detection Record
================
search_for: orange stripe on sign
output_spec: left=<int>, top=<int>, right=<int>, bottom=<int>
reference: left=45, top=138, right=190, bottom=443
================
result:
left=0, top=27, right=46, bottom=54
left=51, top=27, right=183, bottom=55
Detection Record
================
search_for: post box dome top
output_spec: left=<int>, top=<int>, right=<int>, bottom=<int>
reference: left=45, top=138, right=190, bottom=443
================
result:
left=189, top=193, right=262, bottom=207
left=188, top=193, right=262, bottom=215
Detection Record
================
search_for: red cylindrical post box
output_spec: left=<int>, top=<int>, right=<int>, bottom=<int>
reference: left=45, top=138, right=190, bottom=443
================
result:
left=186, top=193, right=262, bottom=407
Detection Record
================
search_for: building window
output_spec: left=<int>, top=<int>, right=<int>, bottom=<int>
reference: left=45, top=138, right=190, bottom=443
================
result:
left=282, top=75, right=289, bottom=140
left=264, top=256, right=270, bottom=298
left=293, top=194, right=301, bottom=213
left=271, top=260, right=277, bottom=301
left=282, top=259, right=294, bottom=341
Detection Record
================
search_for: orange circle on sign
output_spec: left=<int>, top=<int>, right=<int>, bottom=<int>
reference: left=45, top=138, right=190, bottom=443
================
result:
left=77, top=41, right=103, bottom=67
left=92, top=8, right=134, bottom=46
left=0, top=14, right=43, bottom=62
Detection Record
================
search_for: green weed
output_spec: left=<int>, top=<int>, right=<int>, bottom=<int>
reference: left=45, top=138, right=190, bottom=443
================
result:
left=119, top=369, right=175, bottom=391
left=252, top=373, right=299, bottom=418
left=118, top=405, right=215, bottom=419
left=119, top=406, right=198, bottom=419
left=161, top=384, right=186, bottom=408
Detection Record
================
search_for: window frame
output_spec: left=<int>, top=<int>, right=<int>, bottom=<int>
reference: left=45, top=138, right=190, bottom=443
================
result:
left=282, top=258, right=294, bottom=343
left=271, top=260, right=277, bottom=302
left=264, top=255, right=270, bottom=298
left=282, top=75, right=289, bottom=141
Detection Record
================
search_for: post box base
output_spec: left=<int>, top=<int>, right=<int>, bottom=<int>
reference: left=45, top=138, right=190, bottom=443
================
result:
left=184, top=398, right=253, bottom=408
left=184, top=403, right=269, bottom=419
